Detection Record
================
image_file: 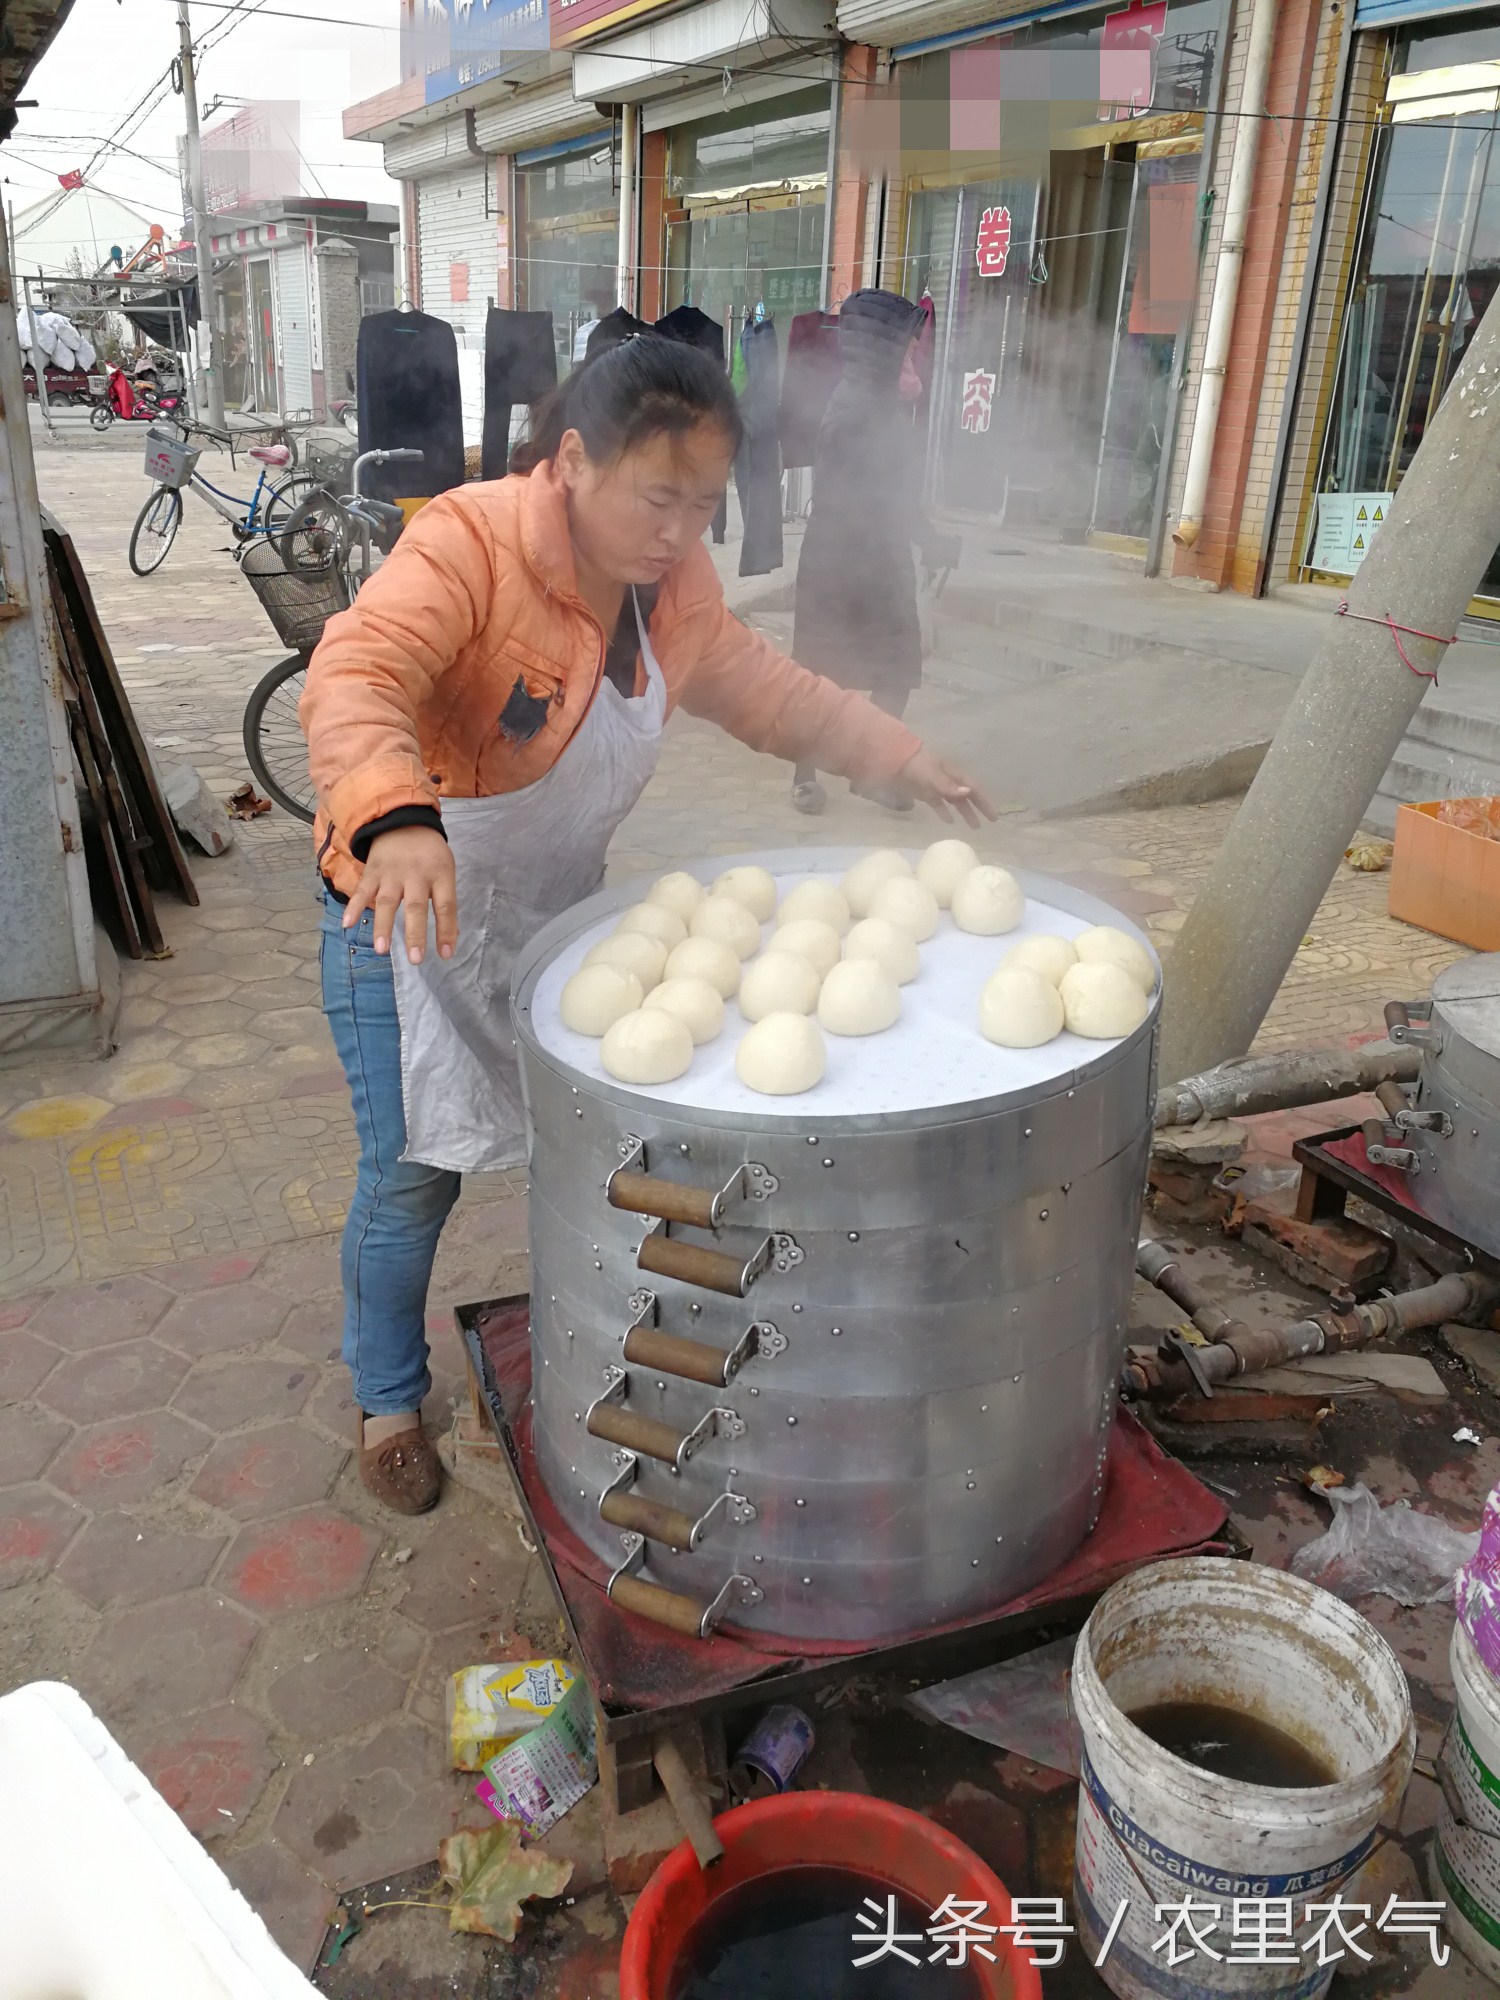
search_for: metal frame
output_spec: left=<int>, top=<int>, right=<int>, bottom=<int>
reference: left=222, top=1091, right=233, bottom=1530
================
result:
left=21, top=271, right=198, bottom=438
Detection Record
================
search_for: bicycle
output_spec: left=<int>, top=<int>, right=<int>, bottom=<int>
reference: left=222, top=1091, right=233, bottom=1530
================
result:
left=127, top=422, right=324, bottom=578
left=239, top=448, right=423, bottom=822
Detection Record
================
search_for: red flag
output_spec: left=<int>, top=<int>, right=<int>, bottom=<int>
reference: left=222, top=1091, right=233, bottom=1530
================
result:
left=58, top=170, right=84, bottom=190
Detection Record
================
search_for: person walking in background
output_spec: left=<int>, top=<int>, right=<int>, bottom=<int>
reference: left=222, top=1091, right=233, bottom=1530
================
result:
left=790, top=288, right=958, bottom=815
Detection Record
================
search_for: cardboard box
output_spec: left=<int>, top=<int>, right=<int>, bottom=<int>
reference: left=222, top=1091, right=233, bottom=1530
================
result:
left=1389, top=797, right=1500, bottom=950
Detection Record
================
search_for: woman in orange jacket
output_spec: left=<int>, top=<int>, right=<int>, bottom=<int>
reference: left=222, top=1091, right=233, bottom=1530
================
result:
left=301, top=335, right=992, bottom=1515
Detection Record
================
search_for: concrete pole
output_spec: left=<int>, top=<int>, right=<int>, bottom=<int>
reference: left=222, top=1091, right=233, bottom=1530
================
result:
left=1158, top=278, right=1500, bottom=1082
left=176, top=0, right=226, bottom=428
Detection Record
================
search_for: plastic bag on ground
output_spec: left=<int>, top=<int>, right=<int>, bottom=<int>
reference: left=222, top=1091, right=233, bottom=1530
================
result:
left=909, top=1634, right=1080, bottom=1773
left=1291, top=1482, right=1478, bottom=1606
left=446, top=1657, right=574, bottom=1771
left=1454, top=1483, right=1500, bottom=1676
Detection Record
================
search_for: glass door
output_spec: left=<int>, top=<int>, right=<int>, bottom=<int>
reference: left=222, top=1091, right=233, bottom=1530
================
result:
left=1091, top=146, right=1201, bottom=541
left=1313, top=18, right=1500, bottom=590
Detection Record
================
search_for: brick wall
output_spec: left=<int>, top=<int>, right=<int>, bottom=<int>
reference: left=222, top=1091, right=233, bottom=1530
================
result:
left=828, top=45, right=879, bottom=309
left=1268, top=31, right=1386, bottom=584
left=1170, top=0, right=1322, bottom=590
left=315, top=243, right=362, bottom=416
left=1228, top=0, right=1347, bottom=593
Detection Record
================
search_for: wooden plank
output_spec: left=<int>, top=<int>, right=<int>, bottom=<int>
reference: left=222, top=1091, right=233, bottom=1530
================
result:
left=68, top=701, right=143, bottom=959
left=49, top=568, right=165, bottom=957
left=40, top=510, right=198, bottom=906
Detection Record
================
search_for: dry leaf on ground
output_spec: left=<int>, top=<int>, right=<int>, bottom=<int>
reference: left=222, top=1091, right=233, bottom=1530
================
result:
left=438, top=1823, right=573, bottom=1939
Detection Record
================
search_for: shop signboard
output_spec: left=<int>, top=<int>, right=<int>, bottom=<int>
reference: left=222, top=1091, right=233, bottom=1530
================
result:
left=552, top=0, right=676, bottom=48
left=960, top=369, right=997, bottom=434
left=403, top=0, right=549, bottom=106
left=975, top=206, right=1012, bottom=277
left=1310, top=491, right=1394, bottom=576
left=1101, top=0, right=1167, bottom=117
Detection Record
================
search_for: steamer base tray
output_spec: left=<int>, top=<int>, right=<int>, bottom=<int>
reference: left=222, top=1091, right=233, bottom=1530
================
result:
left=458, top=1296, right=1232, bottom=1745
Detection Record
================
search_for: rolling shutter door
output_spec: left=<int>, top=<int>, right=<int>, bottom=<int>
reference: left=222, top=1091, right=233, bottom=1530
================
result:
left=274, top=242, right=314, bottom=413
left=417, top=164, right=497, bottom=345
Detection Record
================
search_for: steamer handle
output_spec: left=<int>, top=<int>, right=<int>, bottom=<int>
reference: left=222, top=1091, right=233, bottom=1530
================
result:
left=637, top=1234, right=752, bottom=1298
left=608, top=1171, right=717, bottom=1230
left=1384, top=1001, right=1410, bottom=1037
left=609, top=1571, right=711, bottom=1638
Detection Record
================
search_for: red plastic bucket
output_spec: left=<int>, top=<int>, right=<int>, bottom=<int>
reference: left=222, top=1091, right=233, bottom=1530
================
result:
left=621, top=1791, right=1044, bottom=2000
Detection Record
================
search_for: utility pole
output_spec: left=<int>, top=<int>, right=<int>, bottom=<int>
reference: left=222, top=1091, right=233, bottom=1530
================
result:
left=176, top=0, right=225, bottom=428
left=1158, top=279, right=1500, bottom=1083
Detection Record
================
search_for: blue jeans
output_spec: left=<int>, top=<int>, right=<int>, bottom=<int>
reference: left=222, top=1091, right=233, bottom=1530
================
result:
left=320, top=889, right=460, bottom=1416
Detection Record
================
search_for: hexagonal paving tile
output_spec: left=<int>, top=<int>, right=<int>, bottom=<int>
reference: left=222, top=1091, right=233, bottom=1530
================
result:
left=40, top=1339, right=189, bottom=1426
left=29, top=1274, right=174, bottom=1350
left=48, top=1409, right=207, bottom=1506
left=255, top=1238, right=344, bottom=1301
left=76, top=1590, right=261, bottom=1729
left=276, top=1303, right=342, bottom=1365
left=0, top=1330, right=62, bottom=1404
left=0, top=1403, right=71, bottom=1484
left=4, top=1093, right=113, bottom=1141
left=102, top=1061, right=194, bottom=1105
left=226, top=951, right=302, bottom=985
left=394, top=1518, right=531, bottom=1636
left=221, top=1507, right=381, bottom=1615
left=0, top=1484, right=85, bottom=1587
left=191, top=903, right=271, bottom=933
left=265, top=1641, right=407, bottom=1740
left=192, top=1424, right=346, bottom=1521
left=178, top=1032, right=271, bottom=1071
left=173, top=1357, right=314, bottom=1431
left=301, top=1367, right=355, bottom=1444
left=153, top=973, right=239, bottom=1005
left=250, top=1008, right=331, bottom=1050
left=0, top=1292, right=46, bottom=1331
left=135, top=1705, right=277, bottom=1839
left=56, top=1511, right=228, bottom=1609
left=154, top=1282, right=290, bottom=1360
left=152, top=1250, right=264, bottom=1293
left=220, top=1840, right=336, bottom=1974
left=167, top=1001, right=259, bottom=1037
left=273, top=1718, right=468, bottom=1891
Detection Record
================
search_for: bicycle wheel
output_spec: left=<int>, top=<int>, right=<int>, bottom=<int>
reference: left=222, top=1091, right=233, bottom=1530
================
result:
left=263, top=472, right=325, bottom=539
left=243, top=653, right=316, bottom=823
left=128, top=486, right=182, bottom=576
left=277, top=488, right=350, bottom=574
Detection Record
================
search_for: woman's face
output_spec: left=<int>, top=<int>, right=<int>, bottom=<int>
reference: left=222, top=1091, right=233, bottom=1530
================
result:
left=558, top=419, right=733, bottom=585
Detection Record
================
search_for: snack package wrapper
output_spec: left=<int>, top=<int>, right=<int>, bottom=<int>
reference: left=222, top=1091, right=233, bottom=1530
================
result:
left=447, top=1658, right=575, bottom=1771
left=478, top=1677, right=598, bottom=1835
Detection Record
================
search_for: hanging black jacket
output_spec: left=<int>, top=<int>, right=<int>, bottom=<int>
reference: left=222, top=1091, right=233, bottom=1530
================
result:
left=481, top=307, right=557, bottom=480
left=585, top=307, right=650, bottom=359
left=356, top=309, right=464, bottom=501
left=792, top=289, right=931, bottom=697
left=734, top=316, right=783, bottom=577
left=655, top=305, right=729, bottom=544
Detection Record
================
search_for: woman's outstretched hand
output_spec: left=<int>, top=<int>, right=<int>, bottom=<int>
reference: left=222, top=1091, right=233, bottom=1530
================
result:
left=895, top=750, right=998, bottom=828
left=343, top=826, right=458, bottom=963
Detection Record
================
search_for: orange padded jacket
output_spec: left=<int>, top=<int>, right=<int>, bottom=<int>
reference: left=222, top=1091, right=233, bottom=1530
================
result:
left=300, top=461, right=922, bottom=899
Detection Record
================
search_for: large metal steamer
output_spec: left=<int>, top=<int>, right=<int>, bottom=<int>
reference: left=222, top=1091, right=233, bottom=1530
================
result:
left=512, top=849, right=1160, bottom=1647
left=1386, top=953, right=1500, bottom=1262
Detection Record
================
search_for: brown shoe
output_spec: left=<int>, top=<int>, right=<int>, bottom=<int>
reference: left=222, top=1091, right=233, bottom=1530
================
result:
left=358, top=1415, right=442, bottom=1515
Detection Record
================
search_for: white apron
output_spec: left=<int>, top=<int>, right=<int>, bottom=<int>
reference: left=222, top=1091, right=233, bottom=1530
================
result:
left=391, top=594, right=667, bottom=1172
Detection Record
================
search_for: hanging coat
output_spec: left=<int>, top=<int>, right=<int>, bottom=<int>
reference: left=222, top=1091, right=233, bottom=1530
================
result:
left=792, top=289, right=930, bottom=699
left=585, top=307, right=649, bottom=359
left=734, top=316, right=783, bottom=577
left=356, top=309, right=465, bottom=501
left=655, top=304, right=729, bottom=544
left=779, top=310, right=841, bottom=470
left=481, top=307, right=557, bottom=480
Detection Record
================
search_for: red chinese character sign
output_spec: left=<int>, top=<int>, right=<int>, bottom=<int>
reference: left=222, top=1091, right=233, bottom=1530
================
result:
left=975, top=206, right=1012, bottom=278
left=960, top=370, right=996, bottom=435
left=1101, top=0, right=1167, bottom=116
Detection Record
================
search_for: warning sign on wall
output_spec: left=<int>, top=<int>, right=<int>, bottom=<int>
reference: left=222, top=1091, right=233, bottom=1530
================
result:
left=1310, top=491, right=1394, bottom=577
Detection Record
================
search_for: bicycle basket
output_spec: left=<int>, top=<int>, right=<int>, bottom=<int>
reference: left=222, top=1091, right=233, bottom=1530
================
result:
left=236, top=538, right=350, bottom=653
left=143, top=425, right=199, bottom=489
left=303, top=433, right=355, bottom=486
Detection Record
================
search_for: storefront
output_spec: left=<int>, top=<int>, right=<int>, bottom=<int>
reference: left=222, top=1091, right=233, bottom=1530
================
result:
left=1300, top=8, right=1500, bottom=600
left=657, top=86, right=834, bottom=332
left=892, top=0, right=1223, bottom=542
left=512, top=131, right=619, bottom=372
